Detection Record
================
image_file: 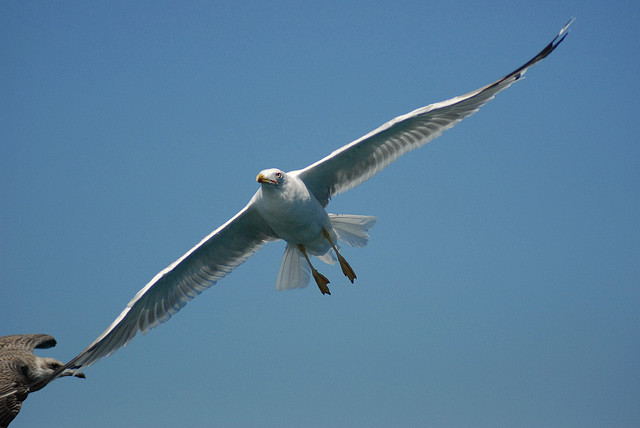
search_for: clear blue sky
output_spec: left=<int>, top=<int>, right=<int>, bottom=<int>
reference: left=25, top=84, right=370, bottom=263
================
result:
left=2, top=1, right=639, bottom=427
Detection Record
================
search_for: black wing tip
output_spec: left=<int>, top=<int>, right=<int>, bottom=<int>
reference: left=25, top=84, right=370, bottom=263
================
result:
left=535, top=18, right=575, bottom=61
left=501, top=17, right=574, bottom=85
left=552, top=17, right=575, bottom=48
left=562, top=17, right=576, bottom=33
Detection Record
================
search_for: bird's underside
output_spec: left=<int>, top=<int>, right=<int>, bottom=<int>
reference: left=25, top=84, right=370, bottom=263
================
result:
left=256, top=168, right=372, bottom=294
left=296, top=226, right=360, bottom=295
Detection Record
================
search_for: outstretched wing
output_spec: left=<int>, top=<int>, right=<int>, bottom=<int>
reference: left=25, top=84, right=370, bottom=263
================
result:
left=295, top=20, right=573, bottom=207
left=0, top=334, right=56, bottom=352
left=62, top=197, right=277, bottom=371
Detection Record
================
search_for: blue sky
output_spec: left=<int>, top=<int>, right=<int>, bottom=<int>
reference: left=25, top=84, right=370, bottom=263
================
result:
left=2, top=1, right=639, bottom=427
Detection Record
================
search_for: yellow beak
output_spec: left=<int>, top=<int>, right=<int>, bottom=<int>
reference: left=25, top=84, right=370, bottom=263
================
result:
left=256, top=173, right=276, bottom=184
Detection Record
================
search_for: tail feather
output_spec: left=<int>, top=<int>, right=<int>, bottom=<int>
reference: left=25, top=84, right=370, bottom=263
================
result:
left=276, top=243, right=311, bottom=291
left=275, top=214, right=377, bottom=291
left=329, top=214, right=377, bottom=248
left=317, top=248, right=337, bottom=264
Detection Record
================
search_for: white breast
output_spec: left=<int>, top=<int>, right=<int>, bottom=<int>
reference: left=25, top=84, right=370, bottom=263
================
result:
left=255, top=174, right=332, bottom=253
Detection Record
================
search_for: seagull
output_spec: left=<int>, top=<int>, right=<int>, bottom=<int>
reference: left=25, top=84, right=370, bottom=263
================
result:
left=46, top=20, right=573, bottom=380
left=0, top=334, right=84, bottom=428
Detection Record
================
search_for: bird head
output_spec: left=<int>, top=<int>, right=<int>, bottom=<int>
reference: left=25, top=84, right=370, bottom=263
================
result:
left=37, top=357, right=85, bottom=379
left=27, top=357, right=85, bottom=392
left=256, top=168, right=285, bottom=186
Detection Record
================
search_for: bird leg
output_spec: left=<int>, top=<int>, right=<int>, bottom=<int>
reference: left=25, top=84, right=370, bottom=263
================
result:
left=322, top=228, right=356, bottom=283
left=297, top=244, right=331, bottom=295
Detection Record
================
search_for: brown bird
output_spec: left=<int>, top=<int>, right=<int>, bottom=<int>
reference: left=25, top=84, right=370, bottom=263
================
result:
left=0, top=334, right=84, bottom=428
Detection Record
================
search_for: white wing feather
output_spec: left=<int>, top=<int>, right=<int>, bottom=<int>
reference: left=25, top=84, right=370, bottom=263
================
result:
left=62, top=195, right=277, bottom=370
left=295, top=20, right=573, bottom=207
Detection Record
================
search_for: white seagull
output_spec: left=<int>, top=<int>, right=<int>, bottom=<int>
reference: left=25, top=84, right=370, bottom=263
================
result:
left=47, top=20, right=573, bottom=379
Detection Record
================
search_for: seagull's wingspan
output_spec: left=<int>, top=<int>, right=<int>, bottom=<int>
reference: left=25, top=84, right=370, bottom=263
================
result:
left=47, top=19, right=572, bottom=381
left=295, top=20, right=573, bottom=207
left=63, top=199, right=277, bottom=370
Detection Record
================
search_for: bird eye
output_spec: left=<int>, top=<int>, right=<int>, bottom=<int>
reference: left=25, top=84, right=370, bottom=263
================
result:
left=275, top=172, right=282, bottom=178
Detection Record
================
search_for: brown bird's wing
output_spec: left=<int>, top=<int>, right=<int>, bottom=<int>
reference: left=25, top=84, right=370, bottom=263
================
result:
left=0, top=335, right=56, bottom=352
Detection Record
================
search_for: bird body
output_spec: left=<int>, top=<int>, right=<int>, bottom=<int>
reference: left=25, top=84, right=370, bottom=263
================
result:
left=255, top=167, right=372, bottom=293
left=255, top=168, right=334, bottom=252
left=45, top=20, right=573, bottom=378
left=0, top=335, right=84, bottom=428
